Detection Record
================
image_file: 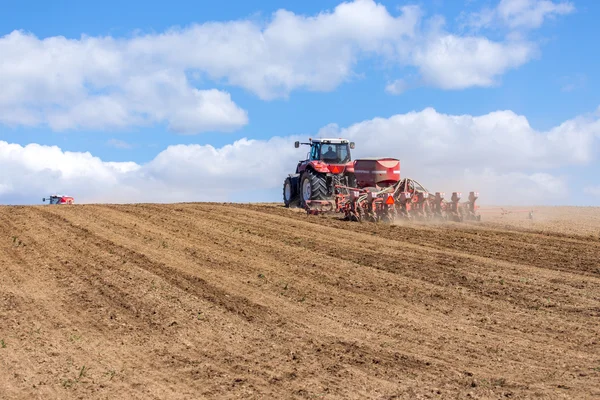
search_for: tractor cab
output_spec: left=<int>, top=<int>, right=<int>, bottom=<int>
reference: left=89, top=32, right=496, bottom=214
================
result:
left=295, top=138, right=355, bottom=166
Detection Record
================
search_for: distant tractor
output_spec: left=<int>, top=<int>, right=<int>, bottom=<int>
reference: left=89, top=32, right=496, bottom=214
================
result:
left=283, top=138, right=356, bottom=208
left=42, top=195, right=74, bottom=205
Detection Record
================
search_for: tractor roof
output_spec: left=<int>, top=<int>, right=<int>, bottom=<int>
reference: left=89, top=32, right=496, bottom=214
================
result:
left=311, top=138, right=349, bottom=144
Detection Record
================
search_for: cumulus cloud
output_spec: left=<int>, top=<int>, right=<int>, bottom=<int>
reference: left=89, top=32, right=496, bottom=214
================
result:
left=0, top=137, right=300, bottom=204
left=0, top=0, right=570, bottom=131
left=444, top=170, right=569, bottom=206
left=317, top=107, right=598, bottom=205
left=412, top=35, right=534, bottom=89
left=0, top=31, right=248, bottom=133
left=463, top=0, right=575, bottom=30
left=1, top=106, right=599, bottom=206
left=323, top=107, right=597, bottom=171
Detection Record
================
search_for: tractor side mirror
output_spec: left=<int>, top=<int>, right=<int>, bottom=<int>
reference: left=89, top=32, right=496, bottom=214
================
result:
left=42, top=198, right=46, bottom=202
left=349, top=142, right=355, bottom=149
left=294, top=141, right=300, bottom=148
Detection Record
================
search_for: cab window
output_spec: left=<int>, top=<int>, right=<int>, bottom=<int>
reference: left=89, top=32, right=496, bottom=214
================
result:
left=310, top=143, right=321, bottom=160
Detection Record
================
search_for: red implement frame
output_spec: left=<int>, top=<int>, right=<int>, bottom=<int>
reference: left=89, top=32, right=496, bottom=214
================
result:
left=304, top=178, right=480, bottom=223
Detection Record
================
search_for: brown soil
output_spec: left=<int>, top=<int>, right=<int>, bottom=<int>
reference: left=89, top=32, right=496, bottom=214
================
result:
left=1, top=203, right=599, bottom=399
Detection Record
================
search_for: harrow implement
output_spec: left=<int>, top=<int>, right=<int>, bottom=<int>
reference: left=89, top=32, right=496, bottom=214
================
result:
left=304, top=158, right=480, bottom=223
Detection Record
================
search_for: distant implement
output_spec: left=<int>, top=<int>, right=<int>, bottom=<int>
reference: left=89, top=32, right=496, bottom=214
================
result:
left=42, top=195, right=75, bottom=205
left=282, top=138, right=480, bottom=223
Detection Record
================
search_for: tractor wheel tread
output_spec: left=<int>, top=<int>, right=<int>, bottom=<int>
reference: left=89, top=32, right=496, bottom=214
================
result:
left=300, top=170, right=328, bottom=206
left=308, top=170, right=327, bottom=199
left=283, top=177, right=299, bottom=208
left=310, top=174, right=327, bottom=200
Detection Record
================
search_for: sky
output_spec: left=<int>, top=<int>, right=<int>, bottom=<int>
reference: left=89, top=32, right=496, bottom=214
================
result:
left=1, top=0, right=599, bottom=206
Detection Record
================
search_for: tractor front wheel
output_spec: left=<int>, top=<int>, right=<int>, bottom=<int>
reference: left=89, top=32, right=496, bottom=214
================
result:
left=300, top=170, right=327, bottom=207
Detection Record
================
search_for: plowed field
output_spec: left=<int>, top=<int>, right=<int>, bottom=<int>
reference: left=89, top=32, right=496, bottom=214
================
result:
left=1, top=203, right=599, bottom=399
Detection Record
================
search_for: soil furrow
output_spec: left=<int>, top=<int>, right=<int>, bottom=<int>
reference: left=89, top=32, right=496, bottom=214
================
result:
left=0, top=203, right=598, bottom=399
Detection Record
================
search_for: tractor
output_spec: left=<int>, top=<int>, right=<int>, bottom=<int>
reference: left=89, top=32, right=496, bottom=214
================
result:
left=282, top=138, right=481, bottom=223
left=283, top=138, right=356, bottom=208
left=42, top=195, right=74, bottom=205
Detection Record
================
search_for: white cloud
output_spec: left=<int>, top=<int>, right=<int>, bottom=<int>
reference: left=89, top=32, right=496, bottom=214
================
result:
left=385, top=79, right=408, bottom=95
left=498, top=0, right=574, bottom=29
left=0, top=137, right=300, bottom=204
left=0, top=30, right=249, bottom=133
left=0, top=0, right=570, bottom=131
left=464, top=0, right=575, bottom=30
left=157, top=2, right=423, bottom=100
left=1, top=106, right=599, bottom=206
left=431, top=169, right=569, bottom=206
left=316, top=107, right=598, bottom=204
left=412, top=35, right=534, bottom=89
left=324, top=107, right=597, bottom=171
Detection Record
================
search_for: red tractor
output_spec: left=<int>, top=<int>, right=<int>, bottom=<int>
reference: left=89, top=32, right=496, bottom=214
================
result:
left=282, top=138, right=481, bottom=223
left=283, top=138, right=356, bottom=208
left=42, top=195, right=75, bottom=205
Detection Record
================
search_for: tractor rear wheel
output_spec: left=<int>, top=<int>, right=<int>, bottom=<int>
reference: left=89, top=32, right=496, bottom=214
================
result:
left=300, top=170, right=327, bottom=206
left=283, top=177, right=298, bottom=207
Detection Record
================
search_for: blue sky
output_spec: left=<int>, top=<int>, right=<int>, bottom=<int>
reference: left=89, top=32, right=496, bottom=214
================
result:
left=1, top=0, right=599, bottom=205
